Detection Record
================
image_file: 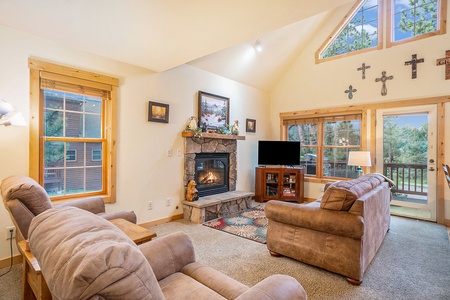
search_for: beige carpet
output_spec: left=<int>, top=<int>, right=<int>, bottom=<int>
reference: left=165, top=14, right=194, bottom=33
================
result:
left=150, top=216, right=450, bottom=300
left=0, top=215, right=448, bottom=300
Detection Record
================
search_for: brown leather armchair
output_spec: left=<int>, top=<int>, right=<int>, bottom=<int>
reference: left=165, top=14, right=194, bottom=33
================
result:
left=1, top=175, right=136, bottom=243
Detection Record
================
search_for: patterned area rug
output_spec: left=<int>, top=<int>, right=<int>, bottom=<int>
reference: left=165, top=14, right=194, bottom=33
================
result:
left=202, top=206, right=267, bottom=244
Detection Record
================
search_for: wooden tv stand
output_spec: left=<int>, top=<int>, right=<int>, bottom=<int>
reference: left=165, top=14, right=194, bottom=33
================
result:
left=255, top=166, right=304, bottom=203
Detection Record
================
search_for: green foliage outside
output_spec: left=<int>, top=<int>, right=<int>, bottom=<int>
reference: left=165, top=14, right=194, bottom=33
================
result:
left=383, top=116, right=428, bottom=164
left=397, top=0, right=438, bottom=38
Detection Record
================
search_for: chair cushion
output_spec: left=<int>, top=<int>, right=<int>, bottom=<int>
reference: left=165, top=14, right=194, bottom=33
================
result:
left=320, top=173, right=386, bottom=211
left=29, top=206, right=164, bottom=300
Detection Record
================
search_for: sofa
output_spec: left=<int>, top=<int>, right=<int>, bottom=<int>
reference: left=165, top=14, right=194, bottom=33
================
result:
left=1, top=175, right=137, bottom=242
left=265, top=173, right=393, bottom=284
left=28, top=206, right=308, bottom=299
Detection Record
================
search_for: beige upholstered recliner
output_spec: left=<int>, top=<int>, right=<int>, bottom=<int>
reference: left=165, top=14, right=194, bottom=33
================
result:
left=29, top=206, right=307, bottom=300
left=1, top=175, right=137, bottom=243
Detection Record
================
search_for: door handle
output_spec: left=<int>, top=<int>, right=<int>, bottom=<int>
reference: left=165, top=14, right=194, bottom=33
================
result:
left=429, top=167, right=435, bottom=171
left=429, top=159, right=435, bottom=163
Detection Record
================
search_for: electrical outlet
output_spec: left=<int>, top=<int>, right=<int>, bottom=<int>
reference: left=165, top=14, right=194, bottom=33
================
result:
left=177, top=149, right=182, bottom=156
left=320, top=187, right=325, bottom=192
left=166, top=197, right=171, bottom=206
left=147, top=201, right=153, bottom=210
left=167, top=149, right=173, bottom=157
left=5, top=226, right=15, bottom=240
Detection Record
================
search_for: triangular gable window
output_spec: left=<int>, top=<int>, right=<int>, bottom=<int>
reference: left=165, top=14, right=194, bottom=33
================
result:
left=316, top=0, right=382, bottom=63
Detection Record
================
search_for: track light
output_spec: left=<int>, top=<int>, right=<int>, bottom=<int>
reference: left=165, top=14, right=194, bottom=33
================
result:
left=254, top=39, right=263, bottom=52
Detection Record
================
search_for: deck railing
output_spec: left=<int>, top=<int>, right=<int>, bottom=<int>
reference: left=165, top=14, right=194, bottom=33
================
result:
left=383, top=163, right=427, bottom=196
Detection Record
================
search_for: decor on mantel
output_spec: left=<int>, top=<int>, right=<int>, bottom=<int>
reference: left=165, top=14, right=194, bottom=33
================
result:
left=405, top=54, right=424, bottom=79
left=198, top=90, right=229, bottom=130
left=357, top=62, right=370, bottom=79
left=148, top=101, right=169, bottom=123
left=344, top=85, right=357, bottom=99
left=375, top=71, right=394, bottom=96
left=436, top=50, right=450, bottom=80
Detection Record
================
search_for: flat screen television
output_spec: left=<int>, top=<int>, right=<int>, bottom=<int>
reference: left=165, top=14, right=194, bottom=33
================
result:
left=257, top=140, right=300, bottom=166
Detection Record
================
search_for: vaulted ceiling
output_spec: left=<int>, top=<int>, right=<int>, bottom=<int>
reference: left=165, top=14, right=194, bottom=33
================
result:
left=0, top=0, right=354, bottom=90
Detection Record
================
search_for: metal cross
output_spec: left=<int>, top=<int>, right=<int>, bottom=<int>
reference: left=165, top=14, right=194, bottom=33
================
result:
left=436, top=50, right=450, bottom=80
left=375, top=71, right=394, bottom=96
left=404, top=54, right=424, bottom=79
left=345, top=85, right=357, bottom=99
left=357, top=63, right=371, bottom=79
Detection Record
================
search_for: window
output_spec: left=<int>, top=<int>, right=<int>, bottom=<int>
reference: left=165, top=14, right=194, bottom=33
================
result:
left=387, top=0, right=446, bottom=47
left=92, top=149, right=102, bottom=161
left=29, top=58, right=118, bottom=202
left=66, top=150, right=77, bottom=162
left=285, top=114, right=363, bottom=180
left=316, top=0, right=382, bottom=62
left=317, top=0, right=446, bottom=61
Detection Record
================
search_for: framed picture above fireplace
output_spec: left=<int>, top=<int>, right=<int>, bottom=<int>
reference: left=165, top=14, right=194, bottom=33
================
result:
left=148, top=101, right=169, bottom=123
left=198, top=91, right=229, bottom=130
left=246, top=118, right=256, bottom=133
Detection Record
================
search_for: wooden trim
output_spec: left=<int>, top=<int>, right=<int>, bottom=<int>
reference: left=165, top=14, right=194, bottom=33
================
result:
left=280, top=96, right=450, bottom=121
left=139, top=213, right=184, bottom=228
left=370, top=109, right=377, bottom=173
left=29, top=69, right=41, bottom=181
left=29, top=59, right=118, bottom=204
left=0, top=253, right=22, bottom=269
left=28, top=58, right=119, bottom=86
left=315, top=0, right=383, bottom=64
left=40, top=71, right=113, bottom=91
left=437, top=103, right=445, bottom=224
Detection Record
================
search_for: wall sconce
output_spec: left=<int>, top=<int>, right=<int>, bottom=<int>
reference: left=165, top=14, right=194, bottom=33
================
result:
left=348, top=151, right=372, bottom=177
left=0, top=99, right=26, bottom=126
left=254, top=39, right=263, bottom=52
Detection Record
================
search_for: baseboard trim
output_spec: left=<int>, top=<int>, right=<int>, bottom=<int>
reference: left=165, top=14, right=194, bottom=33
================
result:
left=139, top=213, right=184, bottom=228
left=444, top=218, right=450, bottom=227
left=0, top=254, right=22, bottom=268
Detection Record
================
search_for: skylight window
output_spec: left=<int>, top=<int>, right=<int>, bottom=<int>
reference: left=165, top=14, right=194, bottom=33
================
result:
left=318, top=0, right=381, bottom=61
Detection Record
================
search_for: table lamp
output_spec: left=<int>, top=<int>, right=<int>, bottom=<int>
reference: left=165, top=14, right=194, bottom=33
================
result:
left=348, top=151, right=372, bottom=177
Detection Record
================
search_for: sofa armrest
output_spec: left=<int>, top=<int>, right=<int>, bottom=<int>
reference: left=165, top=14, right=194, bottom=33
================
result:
left=138, top=232, right=196, bottom=281
left=236, top=274, right=307, bottom=300
left=56, top=196, right=105, bottom=214
left=265, top=200, right=364, bottom=238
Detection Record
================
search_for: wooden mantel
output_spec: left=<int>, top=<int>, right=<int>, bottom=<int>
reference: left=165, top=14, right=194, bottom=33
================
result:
left=181, top=131, right=245, bottom=140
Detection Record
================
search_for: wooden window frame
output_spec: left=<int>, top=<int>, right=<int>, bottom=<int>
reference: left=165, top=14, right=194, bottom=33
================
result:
left=284, top=113, right=366, bottom=181
left=315, top=0, right=384, bottom=64
left=386, top=0, right=447, bottom=48
left=29, top=58, right=119, bottom=203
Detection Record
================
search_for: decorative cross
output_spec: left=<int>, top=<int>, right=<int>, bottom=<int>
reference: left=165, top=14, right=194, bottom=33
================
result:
left=345, top=85, right=357, bottom=99
left=375, top=71, right=394, bottom=96
left=404, top=54, right=424, bottom=79
left=436, top=50, right=450, bottom=80
left=357, top=63, right=371, bottom=79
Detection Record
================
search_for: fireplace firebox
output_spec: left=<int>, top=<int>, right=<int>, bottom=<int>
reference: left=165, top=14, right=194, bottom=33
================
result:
left=195, top=153, right=229, bottom=197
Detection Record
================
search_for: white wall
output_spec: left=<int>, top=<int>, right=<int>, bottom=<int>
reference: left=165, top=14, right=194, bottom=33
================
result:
left=0, top=25, right=270, bottom=261
left=271, top=4, right=450, bottom=220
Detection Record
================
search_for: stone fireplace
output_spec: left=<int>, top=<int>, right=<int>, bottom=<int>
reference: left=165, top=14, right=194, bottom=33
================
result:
left=182, top=132, right=254, bottom=223
left=184, top=134, right=237, bottom=195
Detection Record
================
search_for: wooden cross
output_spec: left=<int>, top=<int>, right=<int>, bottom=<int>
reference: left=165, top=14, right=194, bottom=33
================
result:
left=375, top=71, right=394, bottom=96
left=357, top=63, right=371, bottom=79
left=436, top=50, right=450, bottom=80
left=345, top=85, right=357, bottom=99
left=404, top=54, right=424, bottom=79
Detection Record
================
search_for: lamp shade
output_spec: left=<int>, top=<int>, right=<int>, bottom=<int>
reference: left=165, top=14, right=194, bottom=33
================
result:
left=348, top=151, right=372, bottom=167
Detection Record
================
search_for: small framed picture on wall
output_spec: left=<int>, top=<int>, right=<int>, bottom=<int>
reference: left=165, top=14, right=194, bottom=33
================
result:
left=246, top=118, right=256, bottom=133
left=148, top=101, right=169, bottom=123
